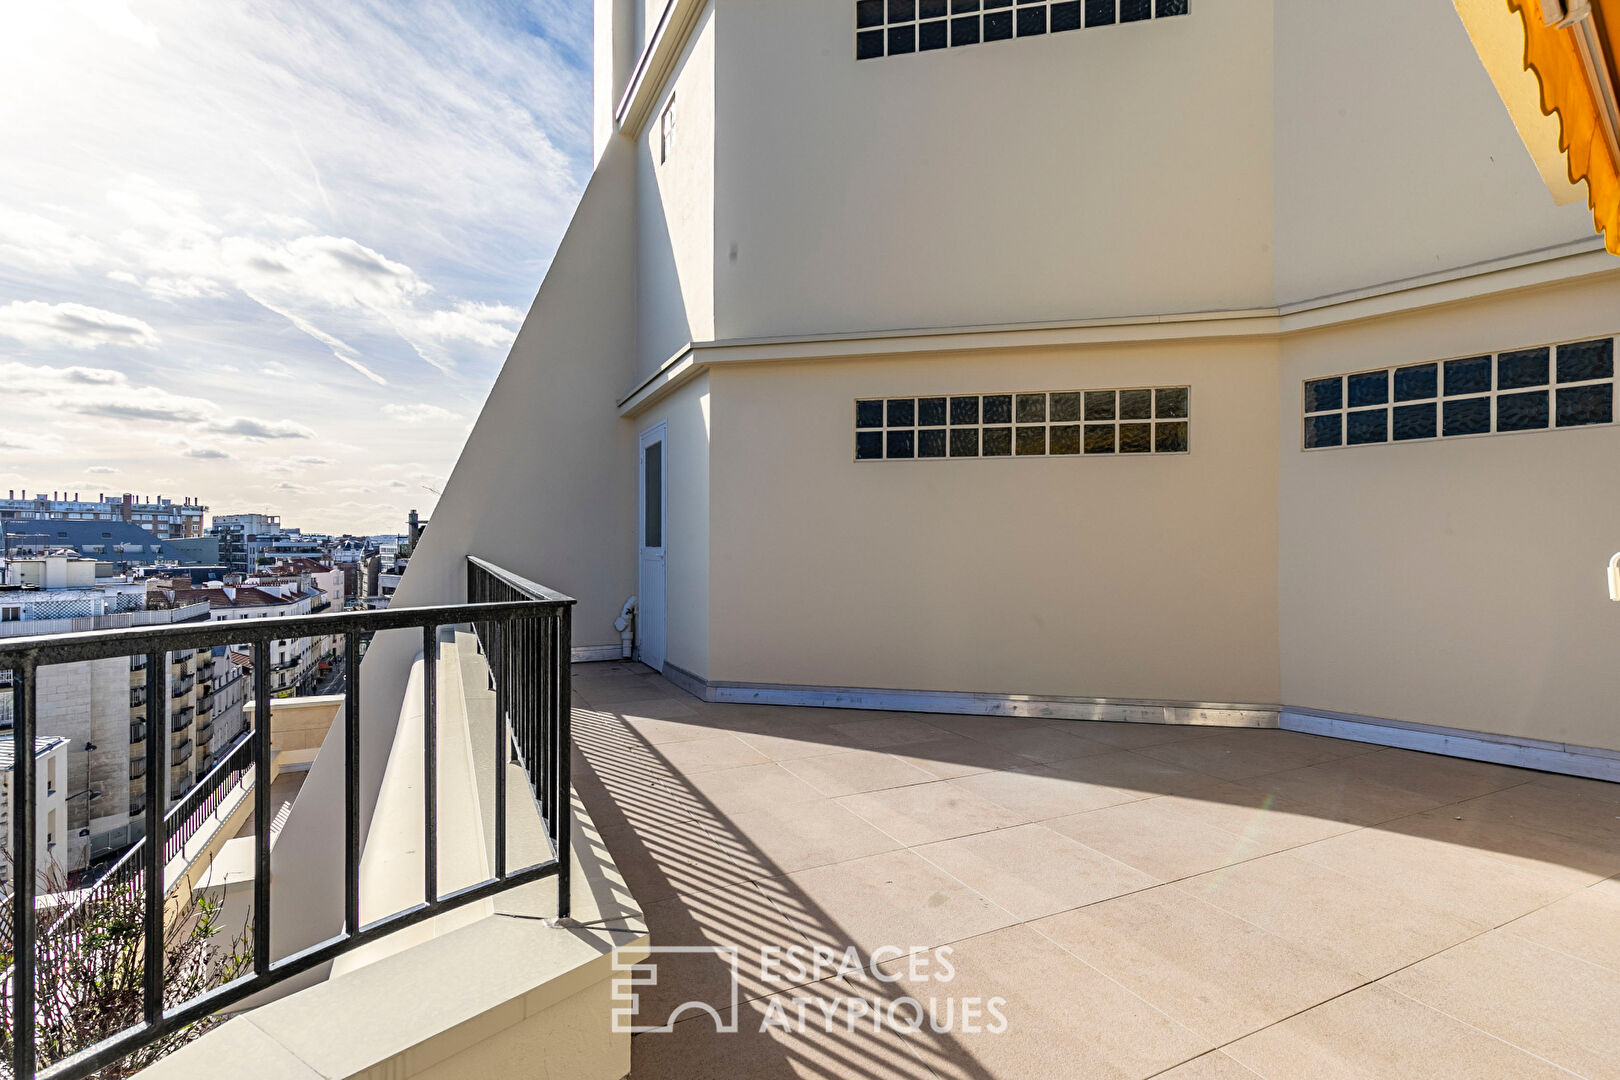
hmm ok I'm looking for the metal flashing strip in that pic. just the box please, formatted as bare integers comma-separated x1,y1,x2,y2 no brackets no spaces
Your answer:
662,665,1277,727
572,644,626,663
655,667,1620,782
1281,708,1620,783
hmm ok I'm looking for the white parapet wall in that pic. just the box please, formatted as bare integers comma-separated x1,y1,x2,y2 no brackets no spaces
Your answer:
145,629,648,1080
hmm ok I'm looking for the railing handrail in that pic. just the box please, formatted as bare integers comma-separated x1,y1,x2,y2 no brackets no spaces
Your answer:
465,556,577,605
0,596,569,668
3,559,575,1080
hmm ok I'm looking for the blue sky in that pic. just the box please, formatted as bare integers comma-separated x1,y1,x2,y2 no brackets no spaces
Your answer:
0,0,592,534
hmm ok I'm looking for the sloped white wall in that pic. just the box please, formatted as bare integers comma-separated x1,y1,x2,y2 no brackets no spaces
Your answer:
267,137,640,972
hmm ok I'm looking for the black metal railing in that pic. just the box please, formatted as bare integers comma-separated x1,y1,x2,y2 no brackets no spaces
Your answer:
1,557,573,1079
465,557,573,895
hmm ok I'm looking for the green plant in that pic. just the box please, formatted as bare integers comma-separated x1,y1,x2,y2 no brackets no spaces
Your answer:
1,856,251,1079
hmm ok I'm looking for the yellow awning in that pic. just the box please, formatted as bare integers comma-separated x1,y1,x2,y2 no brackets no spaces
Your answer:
1457,0,1620,254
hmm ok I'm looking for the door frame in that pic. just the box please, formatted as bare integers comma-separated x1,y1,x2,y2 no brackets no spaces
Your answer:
637,421,668,670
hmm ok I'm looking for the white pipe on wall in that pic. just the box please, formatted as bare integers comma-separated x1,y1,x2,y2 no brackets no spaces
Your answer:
614,597,637,658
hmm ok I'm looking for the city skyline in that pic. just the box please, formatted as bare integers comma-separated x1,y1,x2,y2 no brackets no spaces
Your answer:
0,1,593,535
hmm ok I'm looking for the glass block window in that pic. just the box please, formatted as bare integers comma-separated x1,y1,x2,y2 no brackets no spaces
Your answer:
855,0,1188,60
1301,336,1614,450
855,385,1190,460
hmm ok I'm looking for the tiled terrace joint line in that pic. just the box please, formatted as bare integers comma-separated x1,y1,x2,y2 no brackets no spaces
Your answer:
571,662,1620,1080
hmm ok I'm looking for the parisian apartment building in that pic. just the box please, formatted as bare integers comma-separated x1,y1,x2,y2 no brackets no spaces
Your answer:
0,490,207,539
0,734,68,889
0,554,212,870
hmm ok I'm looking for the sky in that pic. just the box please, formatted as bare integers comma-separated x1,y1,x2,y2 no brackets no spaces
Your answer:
0,0,593,535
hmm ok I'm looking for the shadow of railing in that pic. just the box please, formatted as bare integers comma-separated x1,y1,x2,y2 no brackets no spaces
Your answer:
570,699,1004,1080
567,661,1620,1079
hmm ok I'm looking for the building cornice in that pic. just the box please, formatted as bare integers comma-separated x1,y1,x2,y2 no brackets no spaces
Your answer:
614,0,707,138
618,238,1620,415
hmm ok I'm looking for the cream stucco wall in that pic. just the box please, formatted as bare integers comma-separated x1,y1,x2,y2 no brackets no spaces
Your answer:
713,0,1274,339
1278,274,1620,751
634,372,712,679
1272,0,1597,305
707,342,1281,704
637,2,715,379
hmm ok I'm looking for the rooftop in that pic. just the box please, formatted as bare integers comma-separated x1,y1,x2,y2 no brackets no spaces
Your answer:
573,662,1620,1080
0,735,69,771
176,586,314,609
0,519,170,550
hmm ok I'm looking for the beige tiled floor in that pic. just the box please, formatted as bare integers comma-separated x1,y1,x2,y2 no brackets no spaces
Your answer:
571,662,1620,1080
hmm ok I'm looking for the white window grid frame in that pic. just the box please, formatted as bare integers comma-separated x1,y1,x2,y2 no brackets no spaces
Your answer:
854,385,1191,462
1300,333,1617,452
659,92,676,165
855,0,1187,60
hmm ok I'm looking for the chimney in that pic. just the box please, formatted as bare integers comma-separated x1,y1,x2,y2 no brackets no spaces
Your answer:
408,509,421,547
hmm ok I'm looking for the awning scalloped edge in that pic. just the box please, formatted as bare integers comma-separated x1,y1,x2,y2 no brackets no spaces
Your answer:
1509,0,1620,253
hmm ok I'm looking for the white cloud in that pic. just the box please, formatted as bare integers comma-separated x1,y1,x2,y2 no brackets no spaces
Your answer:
382,403,462,424
140,275,229,301
0,300,158,349
205,417,317,440
183,447,230,460
0,359,312,441
0,0,591,535
412,300,523,348
86,465,119,473
0,205,104,271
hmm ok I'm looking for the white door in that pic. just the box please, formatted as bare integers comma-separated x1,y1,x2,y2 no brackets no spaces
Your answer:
637,423,667,672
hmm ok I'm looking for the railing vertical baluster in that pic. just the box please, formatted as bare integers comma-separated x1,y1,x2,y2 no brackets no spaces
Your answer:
494,621,508,880
422,624,438,905
557,604,572,921
541,615,554,832
11,657,38,1080
143,649,164,1023
344,631,360,935
252,640,272,974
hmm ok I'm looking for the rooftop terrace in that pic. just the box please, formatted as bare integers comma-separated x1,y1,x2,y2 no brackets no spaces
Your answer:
573,661,1620,1080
